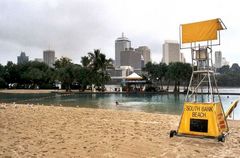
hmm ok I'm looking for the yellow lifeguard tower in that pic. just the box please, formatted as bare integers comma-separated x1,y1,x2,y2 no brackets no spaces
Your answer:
169,18,234,142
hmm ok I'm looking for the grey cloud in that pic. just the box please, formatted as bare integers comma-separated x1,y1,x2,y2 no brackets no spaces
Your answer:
0,0,117,61
0,0,238,65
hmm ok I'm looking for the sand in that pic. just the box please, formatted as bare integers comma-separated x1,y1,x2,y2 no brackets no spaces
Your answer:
0,104,240,158
0,89,55,94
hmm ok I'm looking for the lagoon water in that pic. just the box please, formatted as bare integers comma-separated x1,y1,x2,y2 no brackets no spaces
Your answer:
0,89,240,119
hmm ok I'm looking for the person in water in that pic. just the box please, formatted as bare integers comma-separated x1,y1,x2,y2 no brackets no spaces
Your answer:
115,101,119,106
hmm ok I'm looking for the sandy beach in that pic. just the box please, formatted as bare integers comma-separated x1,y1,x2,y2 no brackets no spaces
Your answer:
0,104,240,158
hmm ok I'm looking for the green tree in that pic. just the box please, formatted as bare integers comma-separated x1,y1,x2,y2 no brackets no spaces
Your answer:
55,57,75,92
73,66,88,91
19,61,53,89
54,57,72,68
156,63,168,90
22,68,44,88
216,72,240,87
230,63,240,72
181,63,192,91
167,62,191,92
0,64,7,88
81,56,91,67
87,49,113,91
3,61,21,87
217,65,230,74
144,61,155,81
144,62,168,90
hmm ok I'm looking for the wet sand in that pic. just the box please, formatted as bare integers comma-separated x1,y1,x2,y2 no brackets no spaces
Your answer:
0,104,240,158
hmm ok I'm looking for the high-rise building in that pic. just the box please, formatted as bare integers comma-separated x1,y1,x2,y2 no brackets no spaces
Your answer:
115,33,131,67
120,48,142,69
214,51,222,68
43,50,55,67
135,46,151,65
162,40,181,65
17,52,29,64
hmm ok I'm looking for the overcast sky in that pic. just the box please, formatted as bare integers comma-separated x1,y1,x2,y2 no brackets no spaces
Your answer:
0,0,239,65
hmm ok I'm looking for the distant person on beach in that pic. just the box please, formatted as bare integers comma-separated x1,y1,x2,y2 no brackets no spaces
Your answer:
115,101,119,106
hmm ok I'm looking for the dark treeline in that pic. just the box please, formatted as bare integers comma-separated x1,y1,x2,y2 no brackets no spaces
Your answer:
0,58,193,92
216,64,240,87
144,62,240,92
0,49,113,92
143,62,192,92
0,49,239,91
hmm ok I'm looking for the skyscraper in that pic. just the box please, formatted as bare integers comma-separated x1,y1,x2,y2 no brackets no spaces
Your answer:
115,33,131,67
162,40,180,65
17,52,29,64
43,50,55,67
135,46,151,66
120,48,142,69
215,51,222,68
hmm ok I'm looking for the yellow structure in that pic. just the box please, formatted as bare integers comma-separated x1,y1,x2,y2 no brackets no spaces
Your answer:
225,99,240,119
181,18,225,43
178,102,228,137
170,19,231,142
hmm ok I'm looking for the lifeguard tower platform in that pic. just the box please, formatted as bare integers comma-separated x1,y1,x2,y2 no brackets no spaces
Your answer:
170,18,231,142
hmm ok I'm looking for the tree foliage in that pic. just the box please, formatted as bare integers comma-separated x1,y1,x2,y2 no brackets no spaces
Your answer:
0,64,7,88
54,57,75,91
0,49,113,91
21,61,54,88
144,61,192,92
216,63,240,87
167,62,192,92
144,62,168,90
81,49,113,91
2,51,239,91
0,61,54,89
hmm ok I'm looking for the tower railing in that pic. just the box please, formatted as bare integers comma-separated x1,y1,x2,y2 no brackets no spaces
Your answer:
180,19,226,104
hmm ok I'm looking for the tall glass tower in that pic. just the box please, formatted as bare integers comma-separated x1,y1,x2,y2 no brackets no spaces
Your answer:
115,33,131,67
43,50,55,68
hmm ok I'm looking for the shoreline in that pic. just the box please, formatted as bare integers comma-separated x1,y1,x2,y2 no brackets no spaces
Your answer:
1,104,240,157
1,89,240,95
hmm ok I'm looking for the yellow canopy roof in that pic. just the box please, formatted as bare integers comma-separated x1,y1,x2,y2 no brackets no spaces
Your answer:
181,18,225,43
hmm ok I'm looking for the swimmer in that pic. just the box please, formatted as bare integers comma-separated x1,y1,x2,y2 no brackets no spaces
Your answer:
115,101,119,106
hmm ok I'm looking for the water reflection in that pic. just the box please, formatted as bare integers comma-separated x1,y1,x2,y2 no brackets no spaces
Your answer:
0,92,239,119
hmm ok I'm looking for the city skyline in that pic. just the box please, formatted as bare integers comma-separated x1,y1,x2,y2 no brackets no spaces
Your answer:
0,0,240,65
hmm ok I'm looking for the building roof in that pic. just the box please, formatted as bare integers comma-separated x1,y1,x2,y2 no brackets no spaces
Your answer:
116,32,130,41
126,72,143,80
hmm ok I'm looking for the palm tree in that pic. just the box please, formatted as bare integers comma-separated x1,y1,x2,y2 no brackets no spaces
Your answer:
88,49,113,91
81,56,91,68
